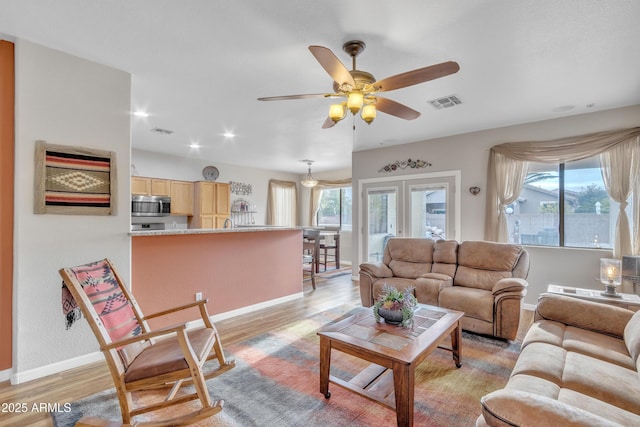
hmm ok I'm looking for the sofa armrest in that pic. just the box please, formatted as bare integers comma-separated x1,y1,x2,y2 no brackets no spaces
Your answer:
359,262,393,278
535,293,634,338
481,389,623,427
492,277,528,296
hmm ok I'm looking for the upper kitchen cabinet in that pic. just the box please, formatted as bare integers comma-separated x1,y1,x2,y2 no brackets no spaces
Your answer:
131,176,151,195
170,181,194,216
131,177,170,196
191,181,230,228
131,177,193,216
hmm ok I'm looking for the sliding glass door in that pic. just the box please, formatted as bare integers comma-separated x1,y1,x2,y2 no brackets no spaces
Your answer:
361,173,458,264
363,184,401,262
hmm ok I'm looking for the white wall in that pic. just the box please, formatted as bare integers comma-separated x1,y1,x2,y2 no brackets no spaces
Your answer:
352,104,640,305
12,40,131,383
132,149,298,225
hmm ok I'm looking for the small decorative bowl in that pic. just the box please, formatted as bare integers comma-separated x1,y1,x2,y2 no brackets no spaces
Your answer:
377,307,405,325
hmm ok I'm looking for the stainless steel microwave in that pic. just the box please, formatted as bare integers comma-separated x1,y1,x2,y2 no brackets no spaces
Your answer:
131,195,171,217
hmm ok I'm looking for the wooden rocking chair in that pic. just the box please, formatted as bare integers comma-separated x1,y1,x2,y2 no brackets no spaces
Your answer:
59,258,235,426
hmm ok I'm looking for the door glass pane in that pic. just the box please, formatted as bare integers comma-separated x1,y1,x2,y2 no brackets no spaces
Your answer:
409,186,446,239
367,189,397,262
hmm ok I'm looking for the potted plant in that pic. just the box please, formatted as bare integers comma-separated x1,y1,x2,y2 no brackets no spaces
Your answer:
373,284,417,328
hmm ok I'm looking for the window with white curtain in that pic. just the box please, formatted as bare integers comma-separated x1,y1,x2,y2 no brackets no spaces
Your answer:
266,180,297,226
506,157,632,249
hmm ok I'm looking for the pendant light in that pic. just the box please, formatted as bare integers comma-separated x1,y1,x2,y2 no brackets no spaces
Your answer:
300,160,318,188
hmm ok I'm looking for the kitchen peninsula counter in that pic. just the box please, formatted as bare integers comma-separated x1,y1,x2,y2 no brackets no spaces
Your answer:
129,225,300,237
131,226,303,328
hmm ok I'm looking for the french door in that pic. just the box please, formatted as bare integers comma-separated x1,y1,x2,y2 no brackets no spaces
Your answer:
361,173,458,263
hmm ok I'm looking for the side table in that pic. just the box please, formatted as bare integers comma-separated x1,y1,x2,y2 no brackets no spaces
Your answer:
546,284,640,312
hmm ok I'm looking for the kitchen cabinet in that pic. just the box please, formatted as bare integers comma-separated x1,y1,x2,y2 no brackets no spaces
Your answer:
131,177,151,195
131,177,193,216
170,181,194,216
131,177,170,196
191,181,230,228
150,179,170,196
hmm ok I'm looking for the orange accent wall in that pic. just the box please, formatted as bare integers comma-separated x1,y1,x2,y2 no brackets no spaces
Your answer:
0,40,15,371
131,230,303,328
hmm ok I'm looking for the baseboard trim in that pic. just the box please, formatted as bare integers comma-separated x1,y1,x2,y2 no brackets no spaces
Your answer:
0,368,12,382
523,303,536,312
11,351,103,385
10,292,304,384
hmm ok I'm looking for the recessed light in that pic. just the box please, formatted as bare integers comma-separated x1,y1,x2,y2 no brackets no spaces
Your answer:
189,142,201,149
133,111,149,118
223,132,235,138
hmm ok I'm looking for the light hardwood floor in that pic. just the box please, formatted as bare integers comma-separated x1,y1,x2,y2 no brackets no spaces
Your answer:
0,273,533,427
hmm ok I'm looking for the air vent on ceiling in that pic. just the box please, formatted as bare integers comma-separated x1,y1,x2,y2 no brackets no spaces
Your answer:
150,127,174,135
428,95,462,110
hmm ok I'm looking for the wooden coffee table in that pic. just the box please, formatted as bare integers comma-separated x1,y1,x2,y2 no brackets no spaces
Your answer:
317,304,464,427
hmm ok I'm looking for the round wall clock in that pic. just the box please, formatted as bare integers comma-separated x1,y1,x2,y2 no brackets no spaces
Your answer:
202,166,219,181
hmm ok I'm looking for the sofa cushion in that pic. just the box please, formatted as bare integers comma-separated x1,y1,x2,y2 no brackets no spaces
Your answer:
623,309,640,363
454,266,513,291
511,342,567,386
562,352,640,414
563,326,635,370
384,238,434,278
458,241,523,271
432,240,458,278
439,286,494,322
481,389,629,427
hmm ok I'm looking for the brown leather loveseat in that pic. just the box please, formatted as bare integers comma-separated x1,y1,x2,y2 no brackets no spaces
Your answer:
359,238,529,340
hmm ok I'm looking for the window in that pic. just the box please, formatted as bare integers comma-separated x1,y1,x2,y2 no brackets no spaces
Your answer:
266,180,297,226
506,157,631,249
316,186,352,230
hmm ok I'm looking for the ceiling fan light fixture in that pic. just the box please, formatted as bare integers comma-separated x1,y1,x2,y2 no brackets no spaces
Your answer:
361,104,376,124
347,91,364,114
329,103,346,123
300,160,318,188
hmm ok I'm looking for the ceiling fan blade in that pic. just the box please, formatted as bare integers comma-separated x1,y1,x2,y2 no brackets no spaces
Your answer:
373,61,460,92
258,93,329,101
308,45,356,88
375,97,421,120
321,116,336,129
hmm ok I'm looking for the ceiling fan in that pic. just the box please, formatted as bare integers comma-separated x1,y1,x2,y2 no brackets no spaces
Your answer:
258,40,460,128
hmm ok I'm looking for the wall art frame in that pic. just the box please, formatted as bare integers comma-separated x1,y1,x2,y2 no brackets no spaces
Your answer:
34,140,117,215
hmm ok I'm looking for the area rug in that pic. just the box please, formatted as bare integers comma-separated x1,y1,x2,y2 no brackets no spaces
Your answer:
52,305,520,427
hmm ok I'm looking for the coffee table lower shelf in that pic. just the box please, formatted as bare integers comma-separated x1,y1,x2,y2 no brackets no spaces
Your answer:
328,364,396,408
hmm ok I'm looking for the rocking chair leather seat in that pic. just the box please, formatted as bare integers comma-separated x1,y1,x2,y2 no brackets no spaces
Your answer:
124,327,216,383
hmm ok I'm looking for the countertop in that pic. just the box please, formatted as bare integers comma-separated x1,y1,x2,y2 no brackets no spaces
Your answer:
129,226,301,236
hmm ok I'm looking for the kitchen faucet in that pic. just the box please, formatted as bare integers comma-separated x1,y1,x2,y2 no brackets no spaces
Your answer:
223,218,234,229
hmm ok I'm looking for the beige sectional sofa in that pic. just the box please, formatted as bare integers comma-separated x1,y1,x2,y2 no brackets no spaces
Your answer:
359,238,529,340
478,293,640,426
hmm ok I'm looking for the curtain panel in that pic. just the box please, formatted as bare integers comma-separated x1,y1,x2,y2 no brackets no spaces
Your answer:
266,179,297,226
485,127,640,256
308,179,352,226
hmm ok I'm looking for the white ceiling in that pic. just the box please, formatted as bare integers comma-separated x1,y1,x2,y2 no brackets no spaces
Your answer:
1,0,639,174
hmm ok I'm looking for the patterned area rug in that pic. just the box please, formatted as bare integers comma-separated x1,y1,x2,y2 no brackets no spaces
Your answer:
52,305,520,427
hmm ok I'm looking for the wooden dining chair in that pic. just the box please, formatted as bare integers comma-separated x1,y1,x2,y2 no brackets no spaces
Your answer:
303,229,320,289
319,227,340,272
59,258,235,426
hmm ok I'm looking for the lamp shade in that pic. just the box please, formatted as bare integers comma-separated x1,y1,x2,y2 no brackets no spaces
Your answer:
329,103,345,122
600,258,622,285
347,91,364,114
361,104,376,124
301,163,318,188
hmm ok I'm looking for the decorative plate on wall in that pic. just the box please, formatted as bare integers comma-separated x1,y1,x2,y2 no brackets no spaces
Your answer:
202,166,219,181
